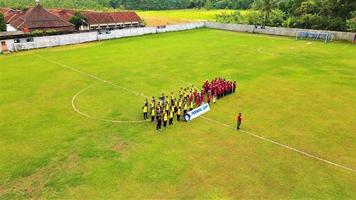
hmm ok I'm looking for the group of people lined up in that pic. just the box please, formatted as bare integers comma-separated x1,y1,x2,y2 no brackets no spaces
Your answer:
142,78,237,131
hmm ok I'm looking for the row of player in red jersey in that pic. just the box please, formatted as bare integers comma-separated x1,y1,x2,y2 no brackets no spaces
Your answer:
203,78,237,101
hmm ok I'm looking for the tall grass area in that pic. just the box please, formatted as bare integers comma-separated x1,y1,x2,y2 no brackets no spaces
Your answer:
137,9,236,26
137,9,235,21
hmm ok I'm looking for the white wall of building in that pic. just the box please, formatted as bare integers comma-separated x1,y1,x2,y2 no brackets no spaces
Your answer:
6,24,17,32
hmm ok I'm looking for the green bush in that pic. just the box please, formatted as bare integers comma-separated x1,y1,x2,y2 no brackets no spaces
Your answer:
244,10,263,25
282,16,297,28
29,30,45,37
0,13,6,32
347,17,356,32
326,17,347,31
266,9,286,27
216,10,243,24
69,12,86,30
45,29,59,35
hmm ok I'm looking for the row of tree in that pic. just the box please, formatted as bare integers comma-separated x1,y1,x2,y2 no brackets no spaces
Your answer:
216,0,356,31
0,0,253,10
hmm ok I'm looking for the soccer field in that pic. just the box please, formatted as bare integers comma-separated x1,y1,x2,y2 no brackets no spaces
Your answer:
0,28,355,199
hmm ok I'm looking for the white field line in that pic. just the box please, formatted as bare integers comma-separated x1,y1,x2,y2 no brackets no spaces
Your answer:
200,116,356,173
37,54,355,174
341,44,349,49
36,54,148,123
35,54,148,98
72,82,147,123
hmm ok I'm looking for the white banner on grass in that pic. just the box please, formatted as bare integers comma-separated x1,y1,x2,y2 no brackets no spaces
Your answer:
184,103,210,122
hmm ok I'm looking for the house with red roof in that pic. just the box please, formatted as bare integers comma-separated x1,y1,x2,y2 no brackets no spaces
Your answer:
1,0,143,33
1,1,74,32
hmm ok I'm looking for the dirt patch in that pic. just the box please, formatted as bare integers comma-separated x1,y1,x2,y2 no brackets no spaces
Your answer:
0,153,80,198
142,16,191,26
111,143,128,153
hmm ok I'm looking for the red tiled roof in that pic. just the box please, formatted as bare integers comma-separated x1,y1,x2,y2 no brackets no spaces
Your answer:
49,9,75,21
3,9,23,23
111,12,142,23
0,7,10,14
9,5,74,31
81,11,142,25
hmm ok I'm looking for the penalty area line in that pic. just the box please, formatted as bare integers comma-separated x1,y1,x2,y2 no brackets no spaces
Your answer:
199,116,356,174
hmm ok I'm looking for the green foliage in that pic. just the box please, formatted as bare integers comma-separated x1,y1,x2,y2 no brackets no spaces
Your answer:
205,0,213,10
216,10,242,23
282,16,296,28
0,13,6,32
346,11,356,31
347,17,356,32
45,29,60,35
0,0,255,10
26,29,60,36
244,10,263,24
29,30,44,36
266,8,285,26
252,0,277,23
214,0,355,31
69,12,86,30
109,0,120,9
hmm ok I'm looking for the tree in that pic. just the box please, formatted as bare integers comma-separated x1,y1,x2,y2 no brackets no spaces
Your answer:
253,0,278,25
347,11,356,31
347,17,356,31
244,10,263,25
0,13,6,32
296,0,317,16
109,0,120,9
267,8,286,27
69,12,86,30
205,0,213,10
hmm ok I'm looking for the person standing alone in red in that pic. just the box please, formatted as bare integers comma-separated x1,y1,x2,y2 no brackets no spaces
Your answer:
237,113,242,130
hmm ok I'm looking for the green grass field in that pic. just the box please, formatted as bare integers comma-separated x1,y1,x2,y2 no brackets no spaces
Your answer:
0,29,355,199
137,9,235,26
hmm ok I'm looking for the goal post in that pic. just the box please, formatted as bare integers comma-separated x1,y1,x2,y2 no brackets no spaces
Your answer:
296,31,332,43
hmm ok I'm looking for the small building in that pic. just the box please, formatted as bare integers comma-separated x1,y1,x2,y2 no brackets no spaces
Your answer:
80,11,143,30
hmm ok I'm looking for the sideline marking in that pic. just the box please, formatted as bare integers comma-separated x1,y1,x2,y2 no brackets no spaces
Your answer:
200,116,356,173
36,54,148,98
36,54,148,123
72,82,147,123
37,54,355,174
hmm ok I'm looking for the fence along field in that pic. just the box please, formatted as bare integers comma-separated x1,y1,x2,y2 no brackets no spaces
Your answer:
1,22,355,53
